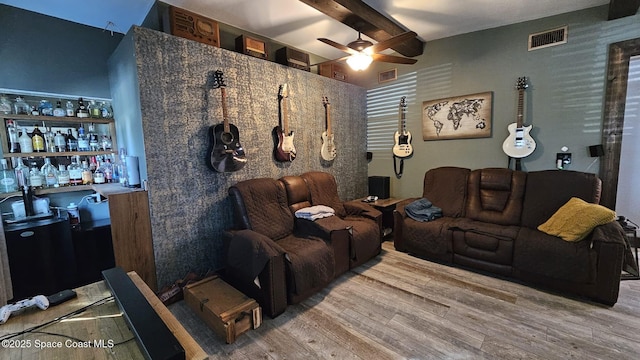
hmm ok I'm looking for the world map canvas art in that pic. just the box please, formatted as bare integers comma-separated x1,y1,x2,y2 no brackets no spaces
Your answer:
422,91,493,140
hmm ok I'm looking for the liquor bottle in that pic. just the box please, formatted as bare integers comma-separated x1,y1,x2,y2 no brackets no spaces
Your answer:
41,158,58,188
0,159,18,193
18,127,33,153
53,100,66,117
13,158,28,187
38,100,53,116
66,129,78,151
7,120,20,153
93,159,105,184
54,130,66,152
89,156,97,172
100,101,113,118
28,161,44,189
88,123,99,151
81,160,93,185
13,96,30,115
44,126,56,152
66,100,75,117
88,100,101,118
31,124,45,152
103,158,113,183
76,98,89,118
68,156,82,186
0,95,12,114
57,164,70,187
77,126,90,151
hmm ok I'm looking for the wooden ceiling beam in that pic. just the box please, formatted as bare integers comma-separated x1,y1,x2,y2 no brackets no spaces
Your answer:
608,0,640,20
299,0,424,57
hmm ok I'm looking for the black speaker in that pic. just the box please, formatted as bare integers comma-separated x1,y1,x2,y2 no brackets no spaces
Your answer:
589,144,604,157
368,176,390,199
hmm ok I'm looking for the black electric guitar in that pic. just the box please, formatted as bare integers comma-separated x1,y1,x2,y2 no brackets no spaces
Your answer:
392,96,413,158
273,84,296,162
207,70,247,172
320,96,337,161
502,76,536,158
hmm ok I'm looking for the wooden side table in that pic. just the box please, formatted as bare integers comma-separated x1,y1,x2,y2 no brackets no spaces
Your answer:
622,228,639,280
359,197,406,239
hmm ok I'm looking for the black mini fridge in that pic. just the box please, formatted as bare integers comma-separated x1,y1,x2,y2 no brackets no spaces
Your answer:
4,217,77,300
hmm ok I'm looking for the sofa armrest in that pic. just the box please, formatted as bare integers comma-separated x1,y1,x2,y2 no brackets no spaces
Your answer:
392,198,419,252
295,217,351,276
344,200,382,221
223,229,288,318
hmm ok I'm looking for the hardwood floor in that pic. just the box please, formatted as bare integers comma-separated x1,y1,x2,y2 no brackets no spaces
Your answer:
169,241,640,359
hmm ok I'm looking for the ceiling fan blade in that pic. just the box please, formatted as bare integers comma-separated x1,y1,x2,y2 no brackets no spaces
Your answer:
369,31,418,53
372,53,418,65
310,56,350,67
318,38,358,55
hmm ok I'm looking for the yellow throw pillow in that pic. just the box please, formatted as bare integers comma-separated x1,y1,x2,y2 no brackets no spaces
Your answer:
537,197,616,242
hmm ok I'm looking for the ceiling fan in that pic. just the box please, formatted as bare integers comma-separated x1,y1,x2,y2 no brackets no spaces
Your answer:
314,31,419,71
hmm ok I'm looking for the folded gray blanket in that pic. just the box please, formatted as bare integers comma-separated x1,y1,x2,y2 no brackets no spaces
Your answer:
405,198,442,222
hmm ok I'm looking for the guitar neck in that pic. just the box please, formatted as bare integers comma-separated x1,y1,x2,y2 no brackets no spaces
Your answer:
325,104,332,136
398,105,406,133
516,89,524,128
221,87,230,133
281,97,289,134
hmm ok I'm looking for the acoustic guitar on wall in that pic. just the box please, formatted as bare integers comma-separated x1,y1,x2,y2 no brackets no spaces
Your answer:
320,96,337,161
502,76,536,158
206,70,247,172
273,84,296,162
392,96,413,158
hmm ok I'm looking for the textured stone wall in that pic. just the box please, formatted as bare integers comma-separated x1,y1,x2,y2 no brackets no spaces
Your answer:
130,27,367,287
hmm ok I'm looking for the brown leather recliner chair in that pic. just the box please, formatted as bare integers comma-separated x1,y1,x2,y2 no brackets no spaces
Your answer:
299,171,383,268
224,177,344,318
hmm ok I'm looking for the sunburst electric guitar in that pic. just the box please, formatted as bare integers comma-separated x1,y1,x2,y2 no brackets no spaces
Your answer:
502,77,536,158
321,96,337,161
207,70,247,172
392,96,413,158
273,84,296,162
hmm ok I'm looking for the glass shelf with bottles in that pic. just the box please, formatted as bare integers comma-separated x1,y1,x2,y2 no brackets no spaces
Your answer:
0,93,117,158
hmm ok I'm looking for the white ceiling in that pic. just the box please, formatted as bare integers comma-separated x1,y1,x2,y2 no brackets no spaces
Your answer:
1,0,609,60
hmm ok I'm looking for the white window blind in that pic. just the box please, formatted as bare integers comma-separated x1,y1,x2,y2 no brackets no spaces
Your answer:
366,72,417,153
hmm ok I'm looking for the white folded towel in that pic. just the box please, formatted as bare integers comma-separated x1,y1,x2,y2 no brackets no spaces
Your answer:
295,205,335,221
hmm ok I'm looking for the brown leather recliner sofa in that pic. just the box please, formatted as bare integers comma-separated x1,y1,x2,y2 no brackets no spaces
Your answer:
394,166,637,306
224,172,382,317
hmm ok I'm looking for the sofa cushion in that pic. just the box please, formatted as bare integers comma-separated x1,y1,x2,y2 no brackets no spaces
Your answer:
513,227,596,284
280,175,312,213
521,170,602,229
401,217,459,262
465,168,526,225
537,197,616,242
231,178,294,240
301,172,347,217
422,167,470,217
277,234,335,297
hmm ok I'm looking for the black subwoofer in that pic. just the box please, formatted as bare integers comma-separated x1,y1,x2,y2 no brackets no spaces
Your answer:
368,176,390,199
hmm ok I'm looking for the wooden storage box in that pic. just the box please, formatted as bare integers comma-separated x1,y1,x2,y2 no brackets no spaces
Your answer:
236,35,268,60
319,63,349,82
276,47,310,71
183,276,261,344
163,5,220,47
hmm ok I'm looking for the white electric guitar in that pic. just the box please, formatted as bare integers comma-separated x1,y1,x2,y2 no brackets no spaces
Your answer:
502,77,536,158
321,96,337,161
392,96,413,158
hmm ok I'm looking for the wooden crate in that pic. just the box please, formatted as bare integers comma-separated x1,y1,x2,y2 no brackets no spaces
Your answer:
183,276,261,344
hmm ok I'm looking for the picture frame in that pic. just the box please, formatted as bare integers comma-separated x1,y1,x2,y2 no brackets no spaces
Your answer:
422,91,493,140
378,68,397,83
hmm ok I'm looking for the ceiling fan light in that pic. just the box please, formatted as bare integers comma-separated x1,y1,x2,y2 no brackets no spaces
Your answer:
346,52,373,71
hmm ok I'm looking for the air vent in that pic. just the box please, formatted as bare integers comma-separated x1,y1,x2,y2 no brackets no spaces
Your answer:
528,26,567,51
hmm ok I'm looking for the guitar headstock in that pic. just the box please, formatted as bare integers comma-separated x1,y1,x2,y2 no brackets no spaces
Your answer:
322,96,329,107
278,84,289,99
212,70,226,89
516,76,528,90
400,96,407,109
